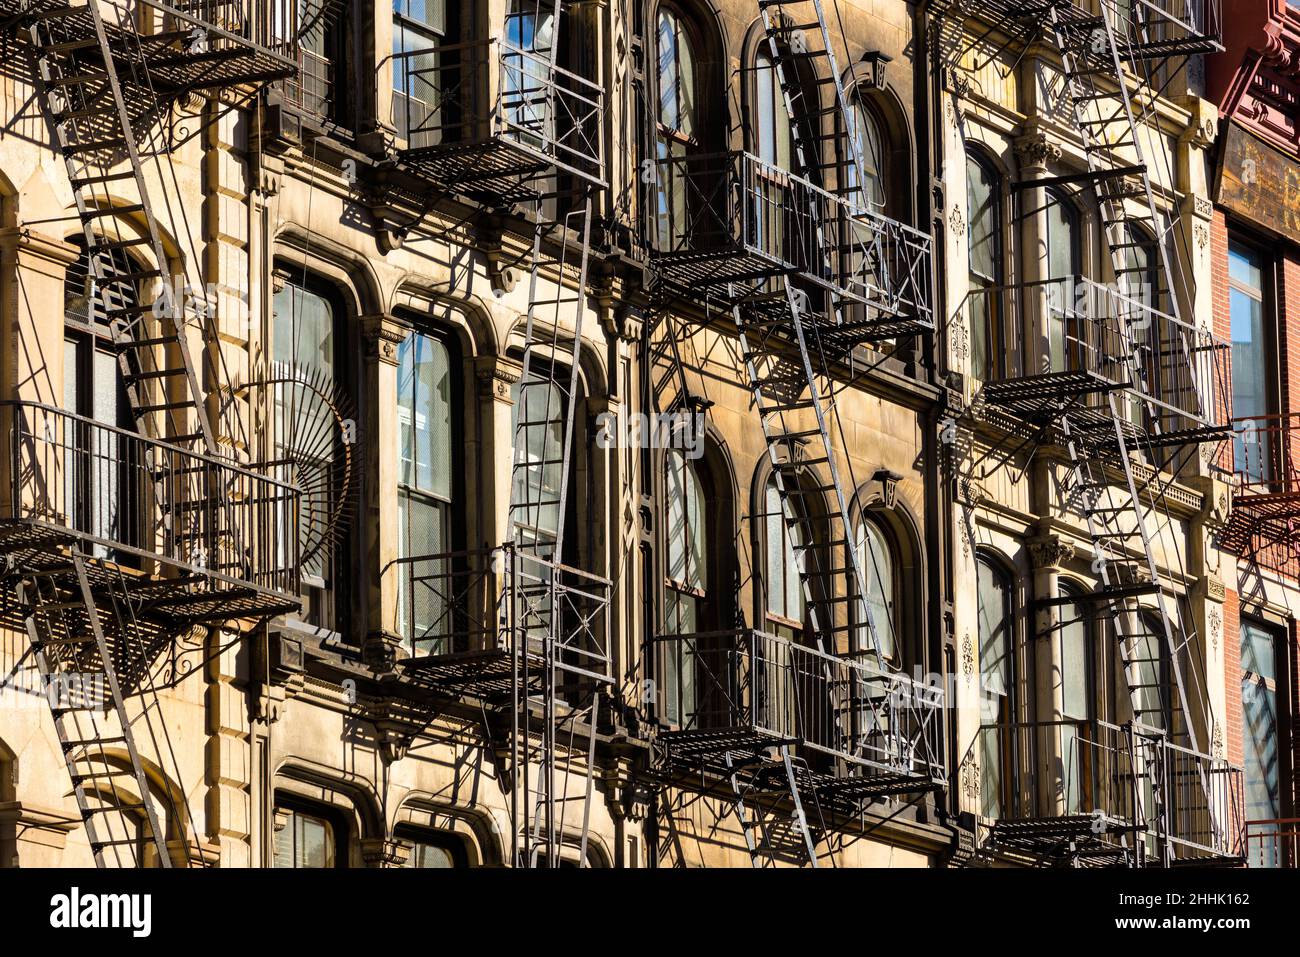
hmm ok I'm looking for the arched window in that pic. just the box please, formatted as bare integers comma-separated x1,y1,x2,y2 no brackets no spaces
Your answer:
753,49,793,172
63,241,140,559
855,517,897,663
845,99,886,212
662,449,708,724
752,49,796,263
1128,613,1172,732
397,329,457,653
977,553,1014,818
966,151,1003,381
1045,188,1084,373
655,5,699,248
763,474,805,642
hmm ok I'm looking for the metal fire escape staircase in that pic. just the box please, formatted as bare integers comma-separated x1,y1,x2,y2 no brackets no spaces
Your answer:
2,0,298,866
942,1,1232,865
645,1,944,867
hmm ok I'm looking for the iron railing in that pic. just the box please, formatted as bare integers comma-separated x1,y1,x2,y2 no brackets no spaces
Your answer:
390,37,604,188
979,719,1243,862
962,0,1222,49
656,629,945,784
967,276,1227,429
388,545,611,685
1,401,299,597
650,150,932,326
1230,414,1300,498
1243,818,1300,869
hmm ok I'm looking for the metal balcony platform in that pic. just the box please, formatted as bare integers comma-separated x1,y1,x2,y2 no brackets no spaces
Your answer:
4,0,297,94
981,370,1126,424
396,139,557,209
0,531,300,624
989,814,1141,867
397,646,546,702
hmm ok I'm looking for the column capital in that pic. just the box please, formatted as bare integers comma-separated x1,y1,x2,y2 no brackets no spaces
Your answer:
360,838,411,868
474,354,524,402
360,313,411,367
1013,127,1062,174
1028,535,1074,571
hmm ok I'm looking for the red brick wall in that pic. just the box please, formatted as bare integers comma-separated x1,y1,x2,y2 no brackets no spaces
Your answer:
1223,588,1243,769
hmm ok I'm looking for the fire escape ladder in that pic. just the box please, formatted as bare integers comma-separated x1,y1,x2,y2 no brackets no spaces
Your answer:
28,2,217,455
751,0,886,665
1047,3,1212,826
503,2,608,870
19,554,172,869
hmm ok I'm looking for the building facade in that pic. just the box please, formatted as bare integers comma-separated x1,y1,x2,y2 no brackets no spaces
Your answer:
0,0,1273,869
1207,0,1300,869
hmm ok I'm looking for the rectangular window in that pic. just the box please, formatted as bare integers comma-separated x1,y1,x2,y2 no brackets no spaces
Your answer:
1229,241,1273,484
1241,618,1283,868
397,331,455,654
393,0,447,147
273,807,338,868
273,280,344,632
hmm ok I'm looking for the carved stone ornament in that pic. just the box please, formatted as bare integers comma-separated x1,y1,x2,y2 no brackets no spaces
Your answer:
949,204,965,236
1028,536,1075,571
961,757,980,800
874,469,903,509
962,632,975,680
1207,605,1222,654
1013,130,1063,171
360,314,411,368
475,354,524,402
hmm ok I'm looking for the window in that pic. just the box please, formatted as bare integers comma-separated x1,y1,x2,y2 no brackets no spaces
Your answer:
399,828,469,868
845,100,886,213
287,0,349,121
273,278,347,632
504,0,557,149
762,475,805,642
854,517,897,662
752,50,796,264
1241,618,1283,865
273,805,340,869
1045,188,1083,373
63,244,140,559
654,5,699,248
663,450,707,724
966,152,1003,381
397,330,456,654
510,376,566,554
1229,241,1273,484
1128,614,1172,732
1059,583,1096,814
393,0,449,147
753,50,793,172
977,554,1013,818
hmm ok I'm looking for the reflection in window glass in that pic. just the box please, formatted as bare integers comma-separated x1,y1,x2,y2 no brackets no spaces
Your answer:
664,450,707,724
1229,243,1271,484
855,519,895,661
1241,619,1280,868
966,154,1001,381
763,476,804,641
273,808,336,869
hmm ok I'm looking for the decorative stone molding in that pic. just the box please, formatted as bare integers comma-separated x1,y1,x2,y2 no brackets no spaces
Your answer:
858,50,892,91
1028,535,1075,571
961,632,975,680
960,756,980,800
1013,129,1063,172
359,313,411,367
360,838,410,867
873,469,904,509
948,204,965,236
1176,96,1219,150
474,354,524,402
1201,574,1226,603
361,628,403,675
1208,605,1222,654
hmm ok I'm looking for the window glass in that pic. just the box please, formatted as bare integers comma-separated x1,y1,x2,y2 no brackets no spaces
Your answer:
966,154,1001,380
392,0,446,145
273,808,337,869
655,6,699,248
1059,589,1091,722
1229,243,1271,484
855,519,896,661
977,558,1011,700
764,476,804,636
397,332,454,653
1241,619,1280,840
664,450,707,724
510,377,565,549
754,51,793,172
273,281,340,629
846,101,885,211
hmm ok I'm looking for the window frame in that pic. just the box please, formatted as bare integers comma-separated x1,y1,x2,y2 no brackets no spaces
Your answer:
966,149,1006,382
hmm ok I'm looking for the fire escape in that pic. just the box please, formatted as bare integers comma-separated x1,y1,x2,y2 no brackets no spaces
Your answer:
0,0,300,866
384,1,612,868
937,0,1242,866
643,0,944,866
